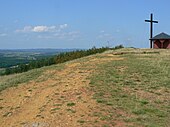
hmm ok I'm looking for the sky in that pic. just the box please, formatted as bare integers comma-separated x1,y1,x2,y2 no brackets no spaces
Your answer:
0,0,170,49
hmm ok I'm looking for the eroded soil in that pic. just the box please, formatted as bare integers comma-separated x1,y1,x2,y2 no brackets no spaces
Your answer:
0,53,123,127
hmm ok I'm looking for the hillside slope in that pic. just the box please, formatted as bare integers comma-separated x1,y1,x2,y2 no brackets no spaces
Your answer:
0,48,169,127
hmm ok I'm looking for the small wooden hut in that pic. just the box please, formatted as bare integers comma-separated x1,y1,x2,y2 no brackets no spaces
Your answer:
150,32,170,49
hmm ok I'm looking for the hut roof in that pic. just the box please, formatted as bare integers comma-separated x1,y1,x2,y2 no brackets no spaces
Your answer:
150,32,170,40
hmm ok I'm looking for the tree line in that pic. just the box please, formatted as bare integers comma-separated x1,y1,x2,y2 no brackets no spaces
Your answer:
1,45,123,75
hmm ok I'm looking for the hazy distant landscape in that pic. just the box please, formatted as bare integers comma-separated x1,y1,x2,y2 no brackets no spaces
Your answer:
0,49,76,68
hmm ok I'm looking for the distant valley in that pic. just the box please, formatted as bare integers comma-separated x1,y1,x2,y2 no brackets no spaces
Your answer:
0,49,77,69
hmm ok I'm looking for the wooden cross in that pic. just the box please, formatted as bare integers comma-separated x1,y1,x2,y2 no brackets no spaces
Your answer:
145,13,158,48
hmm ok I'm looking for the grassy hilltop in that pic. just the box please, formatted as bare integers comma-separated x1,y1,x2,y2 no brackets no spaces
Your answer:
0,48,169,127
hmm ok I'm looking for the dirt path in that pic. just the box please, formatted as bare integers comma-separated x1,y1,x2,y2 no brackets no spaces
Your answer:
0,53,123,127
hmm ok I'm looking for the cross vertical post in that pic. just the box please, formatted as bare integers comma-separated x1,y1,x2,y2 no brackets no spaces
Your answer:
151,14,153,46
145,13,158,48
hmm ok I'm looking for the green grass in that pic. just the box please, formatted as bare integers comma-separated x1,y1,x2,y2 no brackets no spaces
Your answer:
0,68,5,75
51,108,60,111
77,120,85,124
0,64,64,92
67,102,76,106
0,69,42,92
90,49,170,126
3,112,12,117
67,109,76,113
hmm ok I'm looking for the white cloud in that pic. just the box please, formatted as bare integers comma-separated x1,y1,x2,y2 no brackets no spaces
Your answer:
59,24,68,29
16,24,68,33
15,26,32,33
33,26,48,32
0,33,7,37
32,26,58,32
15,24,80,41
100,30,105,33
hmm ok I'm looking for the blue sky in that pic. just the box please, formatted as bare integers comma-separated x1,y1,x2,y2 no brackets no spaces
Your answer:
0,0,170,49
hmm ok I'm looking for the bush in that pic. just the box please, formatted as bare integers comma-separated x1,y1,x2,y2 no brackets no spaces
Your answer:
115,45,124,49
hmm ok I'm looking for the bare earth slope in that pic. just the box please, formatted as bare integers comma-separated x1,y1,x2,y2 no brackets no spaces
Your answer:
0,52,123,127
0,49,170,127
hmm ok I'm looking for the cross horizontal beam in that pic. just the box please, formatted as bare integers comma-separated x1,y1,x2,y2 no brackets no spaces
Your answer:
145,20,158,23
